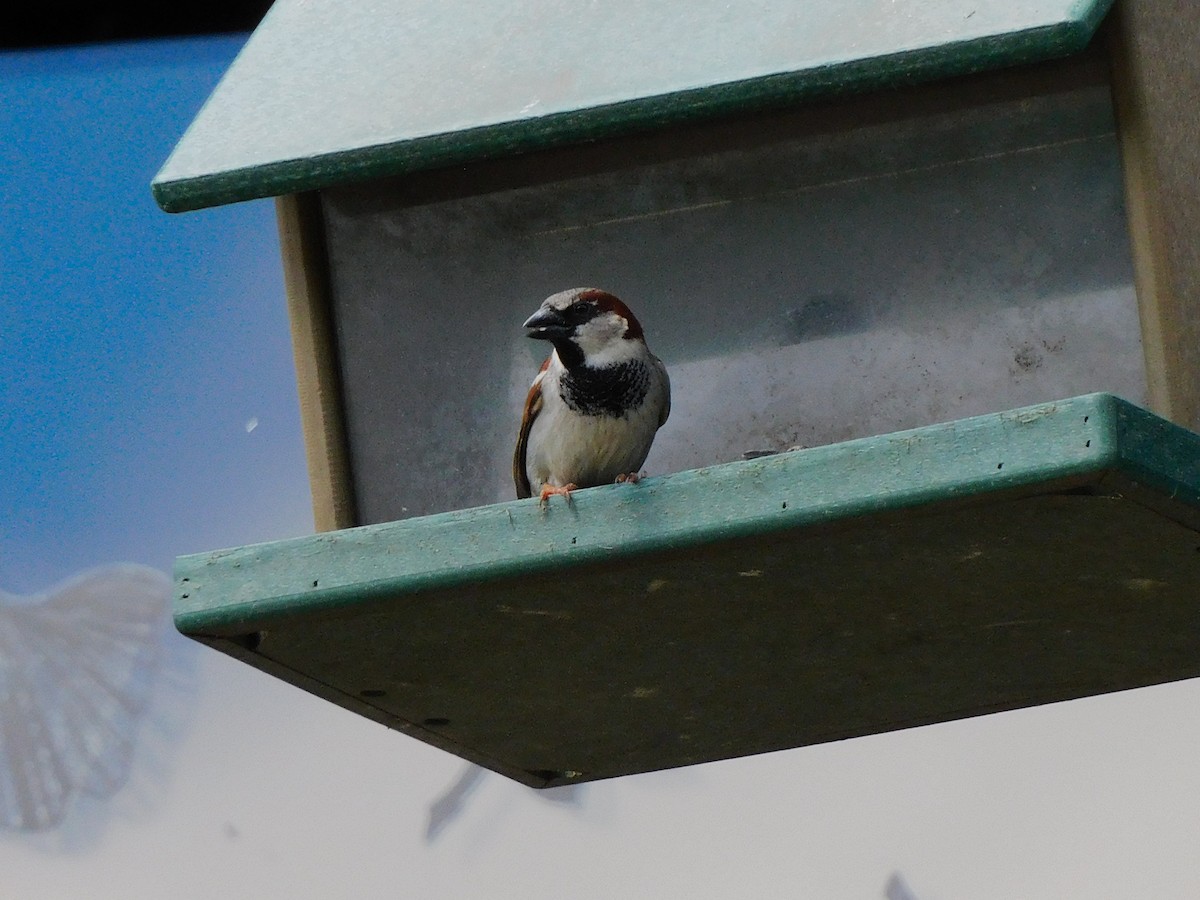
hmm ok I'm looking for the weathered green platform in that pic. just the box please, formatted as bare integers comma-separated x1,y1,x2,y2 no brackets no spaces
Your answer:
175,394,1200,786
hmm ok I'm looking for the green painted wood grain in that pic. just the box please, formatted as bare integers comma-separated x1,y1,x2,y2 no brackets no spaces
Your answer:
153,0,1116,212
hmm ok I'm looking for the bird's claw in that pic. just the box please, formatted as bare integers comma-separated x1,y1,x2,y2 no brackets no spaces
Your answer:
539,483,577,506
615,471,646,485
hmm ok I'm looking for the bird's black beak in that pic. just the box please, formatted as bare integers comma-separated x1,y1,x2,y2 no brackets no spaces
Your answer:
523,307,571,341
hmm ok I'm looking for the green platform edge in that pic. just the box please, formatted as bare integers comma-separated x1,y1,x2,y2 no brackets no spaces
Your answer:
152,2,1114,214
174,393,1200,636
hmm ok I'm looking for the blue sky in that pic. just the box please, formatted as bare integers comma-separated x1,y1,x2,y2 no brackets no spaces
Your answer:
0,37,311,594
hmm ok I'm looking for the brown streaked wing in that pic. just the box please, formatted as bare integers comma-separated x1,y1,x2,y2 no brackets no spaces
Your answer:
513,358,550,499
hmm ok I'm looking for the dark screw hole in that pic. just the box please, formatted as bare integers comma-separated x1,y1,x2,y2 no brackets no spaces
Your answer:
181,593,189,599
1083,415,1089,423
1085,440,1091,447
312,580,319,588
781,501,788,509
423,717,450,727
571,537,577,545
996,462,1003,470
359,689,386,698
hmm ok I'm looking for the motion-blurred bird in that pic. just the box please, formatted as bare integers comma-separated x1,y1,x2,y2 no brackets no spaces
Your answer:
514,288,670,503
0,564,168,830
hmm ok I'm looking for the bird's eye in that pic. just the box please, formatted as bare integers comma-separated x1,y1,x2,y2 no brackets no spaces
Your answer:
566,302,598,325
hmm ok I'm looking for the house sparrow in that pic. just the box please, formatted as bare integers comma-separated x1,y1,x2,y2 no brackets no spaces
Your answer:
514,288,671,503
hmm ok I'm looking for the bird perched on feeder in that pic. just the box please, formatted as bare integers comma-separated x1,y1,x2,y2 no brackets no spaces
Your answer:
514,288,671,504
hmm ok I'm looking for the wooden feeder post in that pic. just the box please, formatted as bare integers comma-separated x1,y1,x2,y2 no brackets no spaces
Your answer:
155,0,1200,787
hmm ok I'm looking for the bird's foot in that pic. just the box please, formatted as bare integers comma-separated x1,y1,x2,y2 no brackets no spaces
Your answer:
615,471,646,484
539,483,577,506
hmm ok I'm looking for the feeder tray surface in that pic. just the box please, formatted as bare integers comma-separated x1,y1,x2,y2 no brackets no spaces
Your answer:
175,394,1200,786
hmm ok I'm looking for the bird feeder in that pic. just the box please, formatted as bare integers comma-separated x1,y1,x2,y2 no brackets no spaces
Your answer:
156,0,1200,786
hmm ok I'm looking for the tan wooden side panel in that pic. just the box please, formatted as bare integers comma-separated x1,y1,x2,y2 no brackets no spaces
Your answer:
1109,1,1200,430
276,193,358,531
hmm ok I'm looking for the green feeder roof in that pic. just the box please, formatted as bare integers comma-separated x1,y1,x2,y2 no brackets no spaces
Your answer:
175,394,1200,787
153,0,1116,212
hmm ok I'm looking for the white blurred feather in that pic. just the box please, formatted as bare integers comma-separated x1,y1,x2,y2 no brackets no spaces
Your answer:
0,564,169,831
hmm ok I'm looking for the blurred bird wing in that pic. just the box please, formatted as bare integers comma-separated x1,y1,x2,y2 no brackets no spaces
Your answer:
513,358,550,499
0,564,168,830
425,763,487,841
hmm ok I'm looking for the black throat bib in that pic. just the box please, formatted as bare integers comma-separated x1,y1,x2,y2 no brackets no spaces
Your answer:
558,360,650,417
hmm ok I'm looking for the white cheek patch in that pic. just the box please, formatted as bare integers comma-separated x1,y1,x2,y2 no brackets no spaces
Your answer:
573,315,642,367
